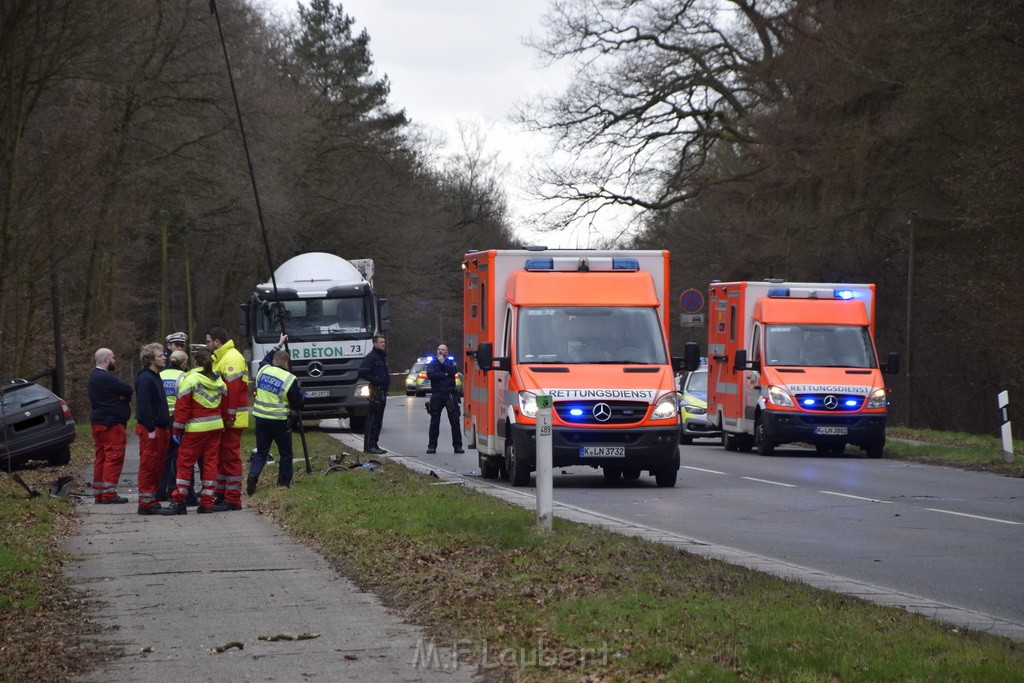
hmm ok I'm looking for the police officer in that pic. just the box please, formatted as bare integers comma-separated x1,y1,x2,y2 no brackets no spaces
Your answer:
425,344,463,454
249,334,304,494
358,334,389,455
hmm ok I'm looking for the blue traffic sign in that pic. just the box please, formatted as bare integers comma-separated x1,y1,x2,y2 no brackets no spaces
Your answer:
679,288,705,313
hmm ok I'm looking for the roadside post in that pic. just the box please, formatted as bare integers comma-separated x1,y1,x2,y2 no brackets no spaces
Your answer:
998,391,1013,462
535,394,553,530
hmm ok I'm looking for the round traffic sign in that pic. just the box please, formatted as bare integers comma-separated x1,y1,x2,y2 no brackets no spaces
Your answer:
679,288,705,313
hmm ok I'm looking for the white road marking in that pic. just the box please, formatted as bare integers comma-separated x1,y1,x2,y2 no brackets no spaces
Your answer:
924,508,1022,526
682,465,727,475
819,490,891,504
742,476,797,487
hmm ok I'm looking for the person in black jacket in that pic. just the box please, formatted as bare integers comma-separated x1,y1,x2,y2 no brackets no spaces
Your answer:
134,343,171,515
426,344,464,454
88,348,133,504
357,334,389,455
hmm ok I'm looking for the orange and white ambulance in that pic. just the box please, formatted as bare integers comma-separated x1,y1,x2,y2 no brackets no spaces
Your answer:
463,249,698,487
707,280,900,457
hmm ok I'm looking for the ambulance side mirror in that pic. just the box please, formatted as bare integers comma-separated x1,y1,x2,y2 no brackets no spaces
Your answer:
475,342,510,372
675,342,701,372
881,351,901,374
733,349,760,372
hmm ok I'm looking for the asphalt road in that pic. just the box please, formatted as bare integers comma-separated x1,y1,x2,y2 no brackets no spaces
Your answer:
328,395,1024,636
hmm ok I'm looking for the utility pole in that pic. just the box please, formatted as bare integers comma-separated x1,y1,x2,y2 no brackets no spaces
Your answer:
905,214,915,428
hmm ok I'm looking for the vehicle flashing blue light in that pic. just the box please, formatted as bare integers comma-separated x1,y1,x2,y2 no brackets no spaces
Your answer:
524,258,554,271
836,289,855,300
569,408,584,417
612,258,639,270
768,287,790,298
802,398,816,406
844,399,859,407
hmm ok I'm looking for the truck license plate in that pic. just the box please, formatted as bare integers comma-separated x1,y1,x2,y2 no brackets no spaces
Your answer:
580,446,625,458
814,426,848,436
304,389,330,398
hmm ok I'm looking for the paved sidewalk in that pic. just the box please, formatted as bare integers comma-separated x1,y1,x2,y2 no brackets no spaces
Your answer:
65,433,475,681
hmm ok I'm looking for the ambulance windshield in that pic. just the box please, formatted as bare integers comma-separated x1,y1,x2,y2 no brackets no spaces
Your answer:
253,295,373,341
517,306,667,364
764,324,876,368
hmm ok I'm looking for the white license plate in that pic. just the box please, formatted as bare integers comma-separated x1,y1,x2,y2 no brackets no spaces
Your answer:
580,446,626,458
814,426,848,436
304,389,330,398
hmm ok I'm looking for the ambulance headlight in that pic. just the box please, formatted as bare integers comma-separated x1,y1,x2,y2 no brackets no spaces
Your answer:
518,391,538,418
767,385,795,407
651,393,679,420
355,384,370,398
866,388,887,409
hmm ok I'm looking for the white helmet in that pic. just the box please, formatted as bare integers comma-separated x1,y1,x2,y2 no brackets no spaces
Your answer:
165,331,188,345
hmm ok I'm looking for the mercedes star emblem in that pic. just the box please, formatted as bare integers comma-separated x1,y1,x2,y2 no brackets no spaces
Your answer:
823,395,839,409
307,361,324,378
592,403,612,422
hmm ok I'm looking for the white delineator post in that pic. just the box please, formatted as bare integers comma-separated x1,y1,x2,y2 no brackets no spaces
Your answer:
998,391,1013,462
535,394,553,530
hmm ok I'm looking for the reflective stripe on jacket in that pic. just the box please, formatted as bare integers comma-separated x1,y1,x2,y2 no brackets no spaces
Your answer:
253,365,296,420
160,367,185,412
172,368,228,434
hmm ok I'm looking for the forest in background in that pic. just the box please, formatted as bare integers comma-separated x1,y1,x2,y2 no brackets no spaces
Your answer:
2,0,1020,435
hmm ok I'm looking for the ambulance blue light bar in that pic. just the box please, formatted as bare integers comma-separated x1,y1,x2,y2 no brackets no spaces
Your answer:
767,287,861,300
524,257,640,272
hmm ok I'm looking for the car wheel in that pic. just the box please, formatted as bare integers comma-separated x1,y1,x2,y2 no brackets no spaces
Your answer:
722,430,739,451
505,432,530,487
480,458,500,479
622,467,642,480
47,446,72,466
406,389,414,396
865,440,884,459
755,416,774,456
348,415,367,433
602,466,622,482
680,434,693,445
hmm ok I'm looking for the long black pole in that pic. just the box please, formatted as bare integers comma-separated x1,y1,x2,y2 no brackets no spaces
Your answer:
209,0,311,473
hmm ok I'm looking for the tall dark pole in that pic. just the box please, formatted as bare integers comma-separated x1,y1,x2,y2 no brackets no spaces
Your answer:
905,214,915,428
209,0,310,472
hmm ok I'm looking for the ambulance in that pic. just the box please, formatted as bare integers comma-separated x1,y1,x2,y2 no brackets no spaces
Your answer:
463,248,698,487
706,280,900,457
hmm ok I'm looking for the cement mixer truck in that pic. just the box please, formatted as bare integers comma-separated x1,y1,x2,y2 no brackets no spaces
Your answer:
239,252,390,431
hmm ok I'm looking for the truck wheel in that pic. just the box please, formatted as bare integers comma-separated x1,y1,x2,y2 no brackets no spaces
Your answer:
865,440,885,459
755,417,774,456
602,466,622,482
680,434,693,445
505,434,530,487
722,431,739,452
348,415,367,433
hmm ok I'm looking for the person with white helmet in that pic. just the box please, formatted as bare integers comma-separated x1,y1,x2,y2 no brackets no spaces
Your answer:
164,331,188,364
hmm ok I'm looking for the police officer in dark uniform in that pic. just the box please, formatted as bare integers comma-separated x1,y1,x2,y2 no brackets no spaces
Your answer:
425,344,463,454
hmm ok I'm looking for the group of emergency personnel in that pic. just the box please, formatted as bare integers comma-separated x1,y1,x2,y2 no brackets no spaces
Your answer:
89,326,301,516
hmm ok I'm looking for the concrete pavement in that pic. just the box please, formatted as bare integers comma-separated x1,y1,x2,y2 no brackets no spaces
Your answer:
65,432,476,681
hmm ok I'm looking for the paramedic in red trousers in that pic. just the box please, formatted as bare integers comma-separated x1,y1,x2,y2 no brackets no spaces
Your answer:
134,343,171,515
248,333,304,495
88,348,133,504
156,350,197,505
205,326,249,510
357,334,389,455
426,344,464,454
165,348,228,515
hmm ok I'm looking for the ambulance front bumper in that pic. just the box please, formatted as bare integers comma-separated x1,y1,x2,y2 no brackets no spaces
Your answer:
509,423,680,469
761,411,887,445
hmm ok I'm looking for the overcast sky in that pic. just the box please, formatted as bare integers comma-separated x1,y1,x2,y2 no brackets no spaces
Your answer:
260,0,601,247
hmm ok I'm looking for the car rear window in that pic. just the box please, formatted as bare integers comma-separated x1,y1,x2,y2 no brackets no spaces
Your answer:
1,383,54,410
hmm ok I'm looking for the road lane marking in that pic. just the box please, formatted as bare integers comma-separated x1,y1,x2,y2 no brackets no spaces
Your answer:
819,490,892,504
682,466,727,475
742,477,797,487
924,508,1022,526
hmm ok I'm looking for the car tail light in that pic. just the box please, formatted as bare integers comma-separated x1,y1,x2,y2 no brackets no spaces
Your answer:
418,372,427,379
59,399,73,420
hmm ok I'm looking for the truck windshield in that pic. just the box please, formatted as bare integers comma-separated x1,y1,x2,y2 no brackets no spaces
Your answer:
517,306,667,365
253,295,373,341
764,324,876,368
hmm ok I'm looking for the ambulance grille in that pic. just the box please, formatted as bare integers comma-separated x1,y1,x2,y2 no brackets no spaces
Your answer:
554,400,649,425
793,393,865,411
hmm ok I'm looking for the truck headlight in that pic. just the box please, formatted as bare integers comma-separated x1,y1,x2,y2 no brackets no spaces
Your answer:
866,388,887,409
355,384,370,398
518,391,538,418
767,385,795,407
650,393,679,420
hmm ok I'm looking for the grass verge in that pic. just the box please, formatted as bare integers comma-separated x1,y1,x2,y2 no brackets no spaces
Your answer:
0,428,116,681
886,427,1024,477
249,431,1024,682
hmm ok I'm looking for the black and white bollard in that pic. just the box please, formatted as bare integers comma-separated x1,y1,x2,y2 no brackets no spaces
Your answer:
998,390,1013,463
535,394,553,531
